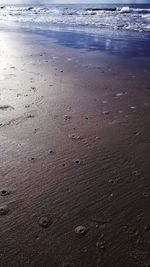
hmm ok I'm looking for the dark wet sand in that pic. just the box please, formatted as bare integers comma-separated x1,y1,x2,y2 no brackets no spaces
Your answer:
0,30,150,267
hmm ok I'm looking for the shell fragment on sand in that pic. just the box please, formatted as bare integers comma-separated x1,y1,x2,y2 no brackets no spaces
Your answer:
68,133,81,140
39,216,52,228
75,225,88,236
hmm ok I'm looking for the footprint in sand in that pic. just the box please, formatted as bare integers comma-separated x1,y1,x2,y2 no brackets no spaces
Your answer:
0,190,10,197
0,205,9,215
34,128,39,134
30,86,37,92
0,105,14,111
25,104,30,108
73,159,81,165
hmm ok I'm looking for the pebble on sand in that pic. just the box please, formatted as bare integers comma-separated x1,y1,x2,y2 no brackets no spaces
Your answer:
0,205,9,216
39,216,52,228
108,179,115,184
34,128,39,134
75,225,88,236
143,192,149,198
115,92,125,97
48,150,54,154
103,111,109,115
85,116,89,120
29,157,35,162
144,225,150,232
27,114,34,118
96,241,105,250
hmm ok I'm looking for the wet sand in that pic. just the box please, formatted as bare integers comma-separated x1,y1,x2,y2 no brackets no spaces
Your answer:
0,29,150,267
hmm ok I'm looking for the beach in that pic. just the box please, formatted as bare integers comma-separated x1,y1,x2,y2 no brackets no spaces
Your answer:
0,21,150,267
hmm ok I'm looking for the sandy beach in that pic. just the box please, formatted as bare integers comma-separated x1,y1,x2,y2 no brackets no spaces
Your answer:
0,28,150,267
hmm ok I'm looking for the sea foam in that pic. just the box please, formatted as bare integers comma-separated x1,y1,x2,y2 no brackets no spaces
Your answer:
0,5,150,32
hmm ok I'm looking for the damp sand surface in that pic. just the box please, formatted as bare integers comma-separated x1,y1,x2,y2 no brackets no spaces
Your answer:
0,30,150,267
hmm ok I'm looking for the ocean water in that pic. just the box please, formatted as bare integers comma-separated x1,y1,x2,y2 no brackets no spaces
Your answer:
0,4,150,32
0,4,150,58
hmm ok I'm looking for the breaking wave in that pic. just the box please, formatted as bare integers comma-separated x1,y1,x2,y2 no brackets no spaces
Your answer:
0,4,150,32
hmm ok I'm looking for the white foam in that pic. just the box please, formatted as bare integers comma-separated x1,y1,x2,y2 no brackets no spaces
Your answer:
120,6,131,13
0,5,150,32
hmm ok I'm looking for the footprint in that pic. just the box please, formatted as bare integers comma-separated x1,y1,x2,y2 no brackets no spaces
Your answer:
0,105,14,111
30,86,37,92
0,205,9,215
73,159,81,165
0,190,10,197
34,128,39,134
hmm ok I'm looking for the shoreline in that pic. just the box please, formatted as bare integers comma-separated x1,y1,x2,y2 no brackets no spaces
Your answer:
1,20,150,58
0,28,150,267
